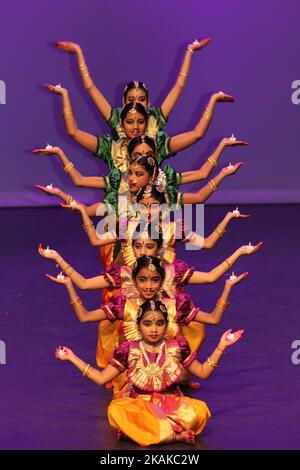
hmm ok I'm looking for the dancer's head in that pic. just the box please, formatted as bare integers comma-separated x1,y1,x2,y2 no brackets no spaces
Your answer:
137,299,168,344
123,81,149,108
120,103,148,139
132,255,165,300
131,222,163,258
128,145,158,194
136,185,167,222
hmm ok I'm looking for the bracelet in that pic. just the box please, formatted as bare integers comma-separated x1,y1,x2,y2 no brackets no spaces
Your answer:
63,106,73,116
82,221,95,233
208,179,217,192
70,297,82,309
82,363,92,377
178,72,188,77
224,258,232,269
215,225,226,237
64,162,74,174
202,108,212,120
66,194,74,206
217,346,225,353
207,357,218,368
216,299,229,310
207,156,217,167
64,265,74,276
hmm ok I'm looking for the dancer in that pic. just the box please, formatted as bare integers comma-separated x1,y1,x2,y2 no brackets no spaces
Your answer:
55,299,244,446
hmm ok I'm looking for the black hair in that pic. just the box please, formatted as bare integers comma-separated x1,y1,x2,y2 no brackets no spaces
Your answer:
132,255,165,282
120,102,148,123
127,136,156,158
123,81,149,102
136,185,167,205
129,154,158,182
137,299,169,325
131,222,163,249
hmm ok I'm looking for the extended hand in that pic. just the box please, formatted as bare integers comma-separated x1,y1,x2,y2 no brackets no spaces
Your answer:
35,184,61,197
32,146,61,156
46,273,71,285
222,162,243,176
239,241,264,256
55,345,74,361
45,83,67,96
226,271,249,287
188,37,212,52
56,41,81,54
219,329,244,349
38,242,59,260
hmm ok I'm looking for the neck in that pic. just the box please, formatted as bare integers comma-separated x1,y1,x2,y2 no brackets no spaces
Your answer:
142,338,164,351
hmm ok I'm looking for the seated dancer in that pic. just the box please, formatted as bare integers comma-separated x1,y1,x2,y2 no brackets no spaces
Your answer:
33,134,247,200
55,299,244,446
45,82,234,163
54,37,212,140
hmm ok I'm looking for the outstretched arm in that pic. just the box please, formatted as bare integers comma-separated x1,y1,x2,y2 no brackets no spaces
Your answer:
55,346,120,385
188,242,263,284
169,92,234,154
160,38,211,118
45,84,98,153
38,244,110,290
193,273,248,325
33,146,106,189
202,208,251,249
46,275,107,323
56,41,112,121
187,329,244,379
182,162,242,204
61,200,117,246
180,136,248,184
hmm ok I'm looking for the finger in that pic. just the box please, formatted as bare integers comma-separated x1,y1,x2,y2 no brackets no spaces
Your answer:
239,214,252,218
45,274,59,282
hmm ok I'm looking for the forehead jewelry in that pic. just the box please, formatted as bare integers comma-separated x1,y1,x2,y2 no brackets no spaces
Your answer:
134,81,139,89
139,231,150,240
150,300,156,310
148,259,157,272
143,185,152,199
129,102,137,114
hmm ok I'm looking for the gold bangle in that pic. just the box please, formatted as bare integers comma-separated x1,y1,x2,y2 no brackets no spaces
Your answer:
85,365,93,378
202,108,212,120
207,156,217,167
225,258,232,268
82,221,95,233
216,300,229,310
178,72,188,77
207,357,218,368
215,225,226,237
64,162,74,174
82,363,92,377
79,62,86,69
70,297,82,308
66,194,74,206
64,265,74,276
208,179,217,192
63,106,73,115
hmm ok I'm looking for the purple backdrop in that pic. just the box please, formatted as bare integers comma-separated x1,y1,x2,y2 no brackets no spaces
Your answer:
0,0,300,206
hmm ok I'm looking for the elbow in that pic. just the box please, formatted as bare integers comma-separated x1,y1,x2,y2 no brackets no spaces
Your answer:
210,316,220,325
203,241,213,250
78,317,88,324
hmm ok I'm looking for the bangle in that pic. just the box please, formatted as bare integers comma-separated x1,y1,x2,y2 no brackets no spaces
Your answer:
64,265,74,276
64,162,74,174
202,108,212,120
82,221,95,233
66,194,74,206
63,106,73,116
207,357,218,368
217,346,225,353
224,258,232,269
216,300,229,310
207,156,217,167
82,363,92,377
178,72,188,77
208,179,217,192
70,297,82,309
215,225,226,237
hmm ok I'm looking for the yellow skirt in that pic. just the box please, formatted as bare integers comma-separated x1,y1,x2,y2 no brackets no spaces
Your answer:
108,393,211,446
180,321,205,354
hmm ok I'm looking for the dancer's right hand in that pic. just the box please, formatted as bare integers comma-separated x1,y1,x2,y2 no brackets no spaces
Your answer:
56,41,81,54
32,147,62,157
55,346,74,361
38,243,59,261
46,273,71,285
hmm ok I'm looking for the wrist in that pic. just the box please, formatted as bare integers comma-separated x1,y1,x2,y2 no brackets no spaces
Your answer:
217,344,226,353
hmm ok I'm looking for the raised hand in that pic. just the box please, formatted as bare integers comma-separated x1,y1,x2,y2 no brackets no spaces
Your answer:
239,241,264,256
228,208,251,219
222,136,248,147
35,184,61,197
55,345,74,361
222,162,243,176
46,273,71,285
212,91,235,103
38,243,59,261
188,37,212,52
32,146,61,157
226,271,249,288
45,83,67,96
219,329,244,349
55,41,81,54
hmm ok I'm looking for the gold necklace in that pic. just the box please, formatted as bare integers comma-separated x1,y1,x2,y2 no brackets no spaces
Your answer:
140,340,164,377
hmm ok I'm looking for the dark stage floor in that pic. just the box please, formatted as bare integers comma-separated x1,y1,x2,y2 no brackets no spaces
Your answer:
0,204,299,450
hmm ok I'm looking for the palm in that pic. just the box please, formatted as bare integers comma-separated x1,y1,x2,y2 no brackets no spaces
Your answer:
226,272,248,287
215,92,235,102
45,83,67,95
223,138,248,147
220,329,244,348
32,147,61,156
36,184,61,196
189,37,212,52
240,241,263,255
228,211,251,219
55,346,73,360
222,162,242,176
46,273,71,285
38,243,58,260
